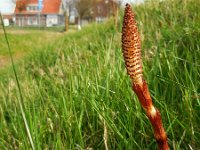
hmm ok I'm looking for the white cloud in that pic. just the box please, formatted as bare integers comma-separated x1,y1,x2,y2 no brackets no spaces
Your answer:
0,0,15,14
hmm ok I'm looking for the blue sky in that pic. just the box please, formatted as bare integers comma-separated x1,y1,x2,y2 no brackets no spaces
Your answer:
0,0,144,14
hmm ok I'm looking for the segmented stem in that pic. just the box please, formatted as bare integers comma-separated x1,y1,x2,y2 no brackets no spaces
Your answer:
121,4,169,150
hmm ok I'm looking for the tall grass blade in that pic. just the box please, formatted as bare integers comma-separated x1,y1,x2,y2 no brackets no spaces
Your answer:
0,13,35,150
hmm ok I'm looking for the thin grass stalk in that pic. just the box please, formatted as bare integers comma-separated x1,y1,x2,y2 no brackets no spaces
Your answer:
0,13,35,150
121,4,169,150
102,116,108,150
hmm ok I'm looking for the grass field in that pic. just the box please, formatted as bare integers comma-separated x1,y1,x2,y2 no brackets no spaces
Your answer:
0,0,200,149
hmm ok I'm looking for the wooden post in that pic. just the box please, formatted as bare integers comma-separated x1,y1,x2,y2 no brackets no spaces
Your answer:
65,12,68,32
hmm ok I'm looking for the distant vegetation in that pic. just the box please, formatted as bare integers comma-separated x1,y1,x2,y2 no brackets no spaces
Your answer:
0,0,199,149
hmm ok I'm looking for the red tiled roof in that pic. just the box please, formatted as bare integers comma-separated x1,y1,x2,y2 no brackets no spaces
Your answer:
42,0,61,14
15,0,38,13
15,0,61,14
27,0,38,4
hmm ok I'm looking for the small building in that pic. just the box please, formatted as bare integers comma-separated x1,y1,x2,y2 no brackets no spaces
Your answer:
93,0,118,23
14,0,65,27
2,14,15,26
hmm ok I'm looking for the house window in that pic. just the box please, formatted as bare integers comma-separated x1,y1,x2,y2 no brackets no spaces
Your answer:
27,17,33,25
27,17,38,25
97,6,102,14
33,6,38,11
96,17,105,23
26,5,39,12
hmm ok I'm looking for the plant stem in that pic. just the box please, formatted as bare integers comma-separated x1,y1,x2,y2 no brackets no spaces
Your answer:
132,80,169,150
0,13,35,150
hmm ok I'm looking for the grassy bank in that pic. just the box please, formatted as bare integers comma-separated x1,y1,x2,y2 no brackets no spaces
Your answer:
0,29,64,69
0,0,200,149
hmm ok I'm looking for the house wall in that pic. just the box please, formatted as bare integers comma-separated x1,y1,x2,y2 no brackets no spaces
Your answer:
15,14,64,27
46,14,64,27
2,14,15,26
15,14,46,26
3,19,10,26
58,15,65,25
46,14,57,27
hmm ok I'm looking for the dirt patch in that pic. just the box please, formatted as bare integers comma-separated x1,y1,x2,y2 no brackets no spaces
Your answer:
0,56,8,67
0,53,25,68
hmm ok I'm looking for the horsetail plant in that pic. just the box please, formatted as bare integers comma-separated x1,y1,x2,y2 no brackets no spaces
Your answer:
121,4,169,150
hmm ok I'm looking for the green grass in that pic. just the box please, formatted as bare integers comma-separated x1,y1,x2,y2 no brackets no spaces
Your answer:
0,0,200,149
0,29,64,70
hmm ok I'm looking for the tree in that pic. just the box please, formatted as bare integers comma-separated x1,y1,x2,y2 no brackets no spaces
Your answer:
62,0,78,15
112,0,122,30
62,0,79,31
15,0,27,12
76,0,93,24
